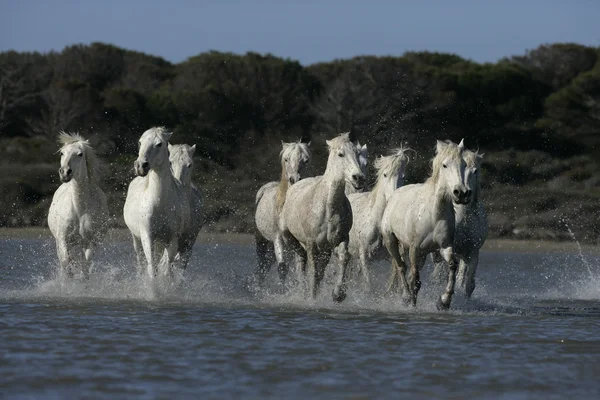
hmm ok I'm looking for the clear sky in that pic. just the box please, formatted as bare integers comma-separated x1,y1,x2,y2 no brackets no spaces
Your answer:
1,0,598,65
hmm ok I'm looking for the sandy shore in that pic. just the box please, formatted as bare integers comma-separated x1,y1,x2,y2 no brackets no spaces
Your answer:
2,227,599,254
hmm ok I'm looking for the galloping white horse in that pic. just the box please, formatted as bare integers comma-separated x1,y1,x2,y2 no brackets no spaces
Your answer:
169,143,203,271
48,132,109,279
381,139,470,310
431,148,488,298
345,141,368,195
347,147,410,290
123,127,190,279
280,132,365,302
254,140,311,284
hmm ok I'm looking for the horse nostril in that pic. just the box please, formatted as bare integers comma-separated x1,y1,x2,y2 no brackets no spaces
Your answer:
289,177,295,184
453,189,459,197
141,162,149,169
352,174,360,182
66,168,72,176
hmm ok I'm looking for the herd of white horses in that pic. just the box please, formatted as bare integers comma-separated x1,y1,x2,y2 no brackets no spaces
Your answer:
47,126,487,310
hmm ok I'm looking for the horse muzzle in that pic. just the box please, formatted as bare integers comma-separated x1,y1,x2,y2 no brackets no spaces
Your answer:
349,173,366,191
452,188,472,205
134,160,150,177
59,167,72,183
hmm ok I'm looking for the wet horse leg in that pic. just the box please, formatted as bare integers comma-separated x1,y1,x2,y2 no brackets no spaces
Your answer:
437,246,457,310
408,245,425,306
332,241,350,302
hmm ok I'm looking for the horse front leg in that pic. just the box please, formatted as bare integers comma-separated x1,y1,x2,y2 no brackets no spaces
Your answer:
132,235,147,277
165,238,179,279
82,244,95,280
56,236,73,279
306,245,318,299
273,234,288,284
463,251,480,299
141,233,158,279
438,246,457,310
332,241,350,302
430,251,447,285
408,246,425,307
383,233,409,302
358,247,370,292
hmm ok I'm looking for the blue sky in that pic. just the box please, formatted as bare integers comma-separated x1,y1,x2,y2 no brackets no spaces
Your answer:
1,0,598,65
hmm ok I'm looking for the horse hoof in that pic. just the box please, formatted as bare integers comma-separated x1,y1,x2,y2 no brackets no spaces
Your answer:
332,290,347,303
436,298,450,311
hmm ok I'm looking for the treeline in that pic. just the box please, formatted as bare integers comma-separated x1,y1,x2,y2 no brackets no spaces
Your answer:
1,42,600,240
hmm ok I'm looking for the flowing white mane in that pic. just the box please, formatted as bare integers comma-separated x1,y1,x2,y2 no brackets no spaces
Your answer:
280,140,310,161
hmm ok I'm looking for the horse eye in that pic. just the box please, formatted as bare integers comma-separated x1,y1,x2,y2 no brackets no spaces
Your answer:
77,153,83,157
473,168,478,174
383,173,387,178
284,158,288,162
338,153,344,157
59,152,64,156
443,164,447,169
156,143,162,147
187,163,192,168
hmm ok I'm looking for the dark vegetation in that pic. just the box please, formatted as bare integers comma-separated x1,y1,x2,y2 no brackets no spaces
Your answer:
1,42,599,242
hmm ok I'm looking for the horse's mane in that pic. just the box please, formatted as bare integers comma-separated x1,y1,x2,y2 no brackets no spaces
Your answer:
326,132,352,151
169,144,194,164
145,126,172,143
369,146,411,201
280,140,311,162
428,140,463,184
57,131,103,181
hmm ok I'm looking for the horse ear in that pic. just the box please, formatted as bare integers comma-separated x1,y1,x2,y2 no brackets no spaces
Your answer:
189,144,196,155
164,131,173,141
326,139,332,148
458,138,465,150
362,144,368,151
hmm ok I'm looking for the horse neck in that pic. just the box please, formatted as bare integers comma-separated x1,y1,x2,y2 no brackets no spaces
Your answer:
427,176,454,221
322,163,347,212
147,162,174,197
68,170,96,212
367,180,388,222
275,164,289,214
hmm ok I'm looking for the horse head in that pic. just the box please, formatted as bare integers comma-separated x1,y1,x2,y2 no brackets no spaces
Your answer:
281,140,311,185
326,132,365,191
56,132,95,183
135,127,172,177
169,143,196,185
433,138,470,205
374,146,411,202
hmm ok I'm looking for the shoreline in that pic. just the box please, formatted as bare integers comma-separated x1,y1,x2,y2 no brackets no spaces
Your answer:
1,227,599,254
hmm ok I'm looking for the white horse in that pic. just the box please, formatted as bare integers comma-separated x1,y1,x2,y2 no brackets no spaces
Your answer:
381,139,470,310
123,127,190,279
48,132,109,279
431,148,488,298
169,143,203,271
345,141,368,195
347,147,411,290
254,140,311,284
280,132,365,302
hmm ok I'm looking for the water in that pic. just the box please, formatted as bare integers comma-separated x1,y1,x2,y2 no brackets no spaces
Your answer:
1,233,600,399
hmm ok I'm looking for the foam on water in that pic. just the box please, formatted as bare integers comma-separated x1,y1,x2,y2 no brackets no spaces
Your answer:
1,233,600,317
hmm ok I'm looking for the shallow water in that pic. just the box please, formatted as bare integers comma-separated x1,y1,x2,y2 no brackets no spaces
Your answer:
1,234,600,399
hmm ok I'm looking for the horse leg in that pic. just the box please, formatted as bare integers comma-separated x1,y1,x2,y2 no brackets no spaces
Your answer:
165,239,179,279
332,242,350,302
437,246,457,310
408,246,425,307
273,234,288,284
358,247,370,292
306,245,318,299
430,251,447,285
56,236,73,279
464,251,480,299
456,258,467,288
254,234,275,285
141,234,158,279
383,234,409,301
132,235,147,277
82,244,94,280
